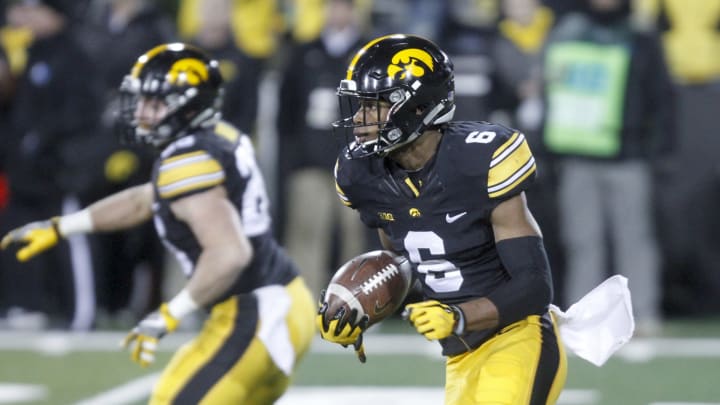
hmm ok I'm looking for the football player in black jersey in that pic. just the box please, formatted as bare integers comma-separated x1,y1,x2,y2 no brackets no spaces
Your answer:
1,43,316,404
316,34,567,404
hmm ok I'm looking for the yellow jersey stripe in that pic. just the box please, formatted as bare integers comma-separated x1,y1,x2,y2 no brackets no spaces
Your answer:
161,150,208,166
488,132,536,197
488,133,533,187
158,172,225,199
491,132,521,162
158,156,224,188
335,182,352,206
488,157,536,198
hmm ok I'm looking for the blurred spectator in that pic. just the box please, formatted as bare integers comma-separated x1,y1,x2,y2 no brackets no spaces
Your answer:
75,0,176,326
403,0,448,41
429,0,499,123
634,0,720,315
489,0,564,296
0,0,103,330
276,0,369,297
182,0,266,133
491,0,553,137
541,0,675,333
634,0,720,84
0,45,12,253
178,0,280,61
0,41,14,167
440,0,500,55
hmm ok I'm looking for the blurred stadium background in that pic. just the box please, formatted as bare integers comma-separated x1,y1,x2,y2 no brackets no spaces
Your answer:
2,0,720,404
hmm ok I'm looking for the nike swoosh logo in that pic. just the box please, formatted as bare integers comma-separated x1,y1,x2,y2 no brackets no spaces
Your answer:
374,300,391,315
445,211,467,223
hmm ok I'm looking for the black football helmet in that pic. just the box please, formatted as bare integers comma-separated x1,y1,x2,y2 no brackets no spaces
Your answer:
116,43,224,148
332,34,455,158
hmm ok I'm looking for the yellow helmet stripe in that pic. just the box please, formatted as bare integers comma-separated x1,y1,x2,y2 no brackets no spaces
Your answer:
346,34,405,80
131,44,170,78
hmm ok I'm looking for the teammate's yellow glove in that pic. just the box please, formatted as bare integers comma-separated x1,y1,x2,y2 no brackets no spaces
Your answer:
316,294,369,363
0,218,61,262
403,300,465,341
121,304,179,367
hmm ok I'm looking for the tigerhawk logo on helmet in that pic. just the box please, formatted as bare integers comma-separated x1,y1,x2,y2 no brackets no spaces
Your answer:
116,43,224,148
332,34,455,159
387,48,434,80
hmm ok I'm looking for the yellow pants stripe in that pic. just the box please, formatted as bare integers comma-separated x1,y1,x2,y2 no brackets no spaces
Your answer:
444,313,567,405
150,277,316,405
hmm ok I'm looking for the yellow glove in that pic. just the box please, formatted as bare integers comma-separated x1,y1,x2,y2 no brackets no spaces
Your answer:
403,300,465,341
0,217,61,262
316,298,369,363
121,304,179,367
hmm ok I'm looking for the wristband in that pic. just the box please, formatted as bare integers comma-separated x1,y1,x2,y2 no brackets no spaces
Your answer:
452,305,465,335
167,289,200,320
58,209,94,237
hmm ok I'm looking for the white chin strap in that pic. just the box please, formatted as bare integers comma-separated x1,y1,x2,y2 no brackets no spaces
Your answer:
434,104,455,124
381,101,454,155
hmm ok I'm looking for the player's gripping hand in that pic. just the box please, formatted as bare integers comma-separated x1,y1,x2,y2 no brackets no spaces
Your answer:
403,300,464,341
316,299,369,363
0,218,61,262
121,304,179,367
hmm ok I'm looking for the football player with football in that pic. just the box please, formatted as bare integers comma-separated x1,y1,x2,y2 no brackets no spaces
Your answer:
317,34,567,404
1,43,316,404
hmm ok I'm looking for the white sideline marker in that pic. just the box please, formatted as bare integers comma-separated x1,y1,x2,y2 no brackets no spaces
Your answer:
0,384,46,404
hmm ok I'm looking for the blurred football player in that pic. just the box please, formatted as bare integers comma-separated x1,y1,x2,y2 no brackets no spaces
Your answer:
1,43,316,404
317,34,567,404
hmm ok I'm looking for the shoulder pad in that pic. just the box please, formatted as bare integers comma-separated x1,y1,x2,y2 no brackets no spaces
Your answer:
443,122,536,199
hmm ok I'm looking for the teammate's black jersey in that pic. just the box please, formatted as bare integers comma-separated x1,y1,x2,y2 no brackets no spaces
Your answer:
335,121,537,355
152,121,296,306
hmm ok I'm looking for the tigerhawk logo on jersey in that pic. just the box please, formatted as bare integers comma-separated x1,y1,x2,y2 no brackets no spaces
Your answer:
387,49,434,80
168,58,209,86
408,208,422,218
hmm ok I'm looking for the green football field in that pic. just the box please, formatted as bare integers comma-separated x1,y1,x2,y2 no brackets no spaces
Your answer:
0,318,719,405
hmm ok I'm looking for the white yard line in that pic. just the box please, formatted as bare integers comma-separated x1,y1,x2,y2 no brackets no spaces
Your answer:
650,403,720,405
73,372,160,405
0,384,47,404
71,384,598,405
1,331,719,360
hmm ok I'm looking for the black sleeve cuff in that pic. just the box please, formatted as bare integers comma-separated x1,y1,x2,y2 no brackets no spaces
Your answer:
486,236,553,327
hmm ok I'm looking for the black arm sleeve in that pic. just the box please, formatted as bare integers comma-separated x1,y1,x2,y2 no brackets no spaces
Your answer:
486,236,554,328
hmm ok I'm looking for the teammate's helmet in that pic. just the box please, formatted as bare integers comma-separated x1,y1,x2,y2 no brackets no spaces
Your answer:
332,34,455,158
116,43,224,147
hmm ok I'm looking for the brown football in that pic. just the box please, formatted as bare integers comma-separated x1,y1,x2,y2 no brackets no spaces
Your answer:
322,250,413,328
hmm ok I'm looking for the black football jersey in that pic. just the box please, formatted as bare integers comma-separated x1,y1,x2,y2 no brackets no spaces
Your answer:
334,121,537,354
151,121,296,305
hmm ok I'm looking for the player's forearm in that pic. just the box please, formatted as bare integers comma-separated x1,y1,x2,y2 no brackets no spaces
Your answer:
457,297,500,332
184,244,252,307
86,183,154,232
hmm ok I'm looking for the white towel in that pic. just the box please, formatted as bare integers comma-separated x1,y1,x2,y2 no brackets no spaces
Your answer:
549,275,635,366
